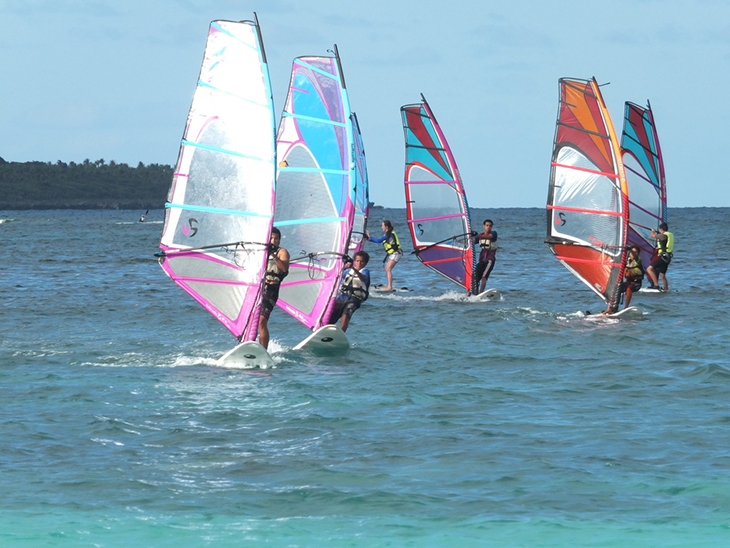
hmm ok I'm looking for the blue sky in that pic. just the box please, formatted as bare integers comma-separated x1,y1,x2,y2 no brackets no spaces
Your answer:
1,0,728,208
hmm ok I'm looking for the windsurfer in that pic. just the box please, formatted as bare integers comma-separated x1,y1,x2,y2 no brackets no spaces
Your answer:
258,227,290,349
604,246,644,314
646,222,673,291
472,219,498,295
367,220,402,291
328,251,371,332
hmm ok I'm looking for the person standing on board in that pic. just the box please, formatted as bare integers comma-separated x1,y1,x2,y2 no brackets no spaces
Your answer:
603,245,644,314
258,227,290,349
471,219,498,295
646,222,674,291
328,251,371,332
367,220,402,291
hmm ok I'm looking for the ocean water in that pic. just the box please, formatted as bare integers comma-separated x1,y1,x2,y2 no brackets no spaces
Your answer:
1,207,728,547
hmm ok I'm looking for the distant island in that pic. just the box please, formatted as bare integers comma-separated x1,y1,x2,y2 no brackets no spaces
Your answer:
0,157,172,209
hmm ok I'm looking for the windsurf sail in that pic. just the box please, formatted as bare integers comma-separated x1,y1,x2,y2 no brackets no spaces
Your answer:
274,46,356,330
158,17,276,342
546,77,629,310
621,101,667,267
349,112,369,254
401,94,476,292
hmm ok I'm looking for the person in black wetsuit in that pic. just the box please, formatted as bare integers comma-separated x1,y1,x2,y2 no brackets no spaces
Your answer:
258,227,289,349
472,219,498,295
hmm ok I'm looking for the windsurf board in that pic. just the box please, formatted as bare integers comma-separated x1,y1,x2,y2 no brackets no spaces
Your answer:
639,287,664,294
474,288,501,300
373,284,411,293
293,325,350,353
218,341,274,368
586,306,643,320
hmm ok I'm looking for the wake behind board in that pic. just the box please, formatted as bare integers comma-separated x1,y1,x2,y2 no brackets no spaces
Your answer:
474,288,501,301
293,325,350,354
218,341,274,368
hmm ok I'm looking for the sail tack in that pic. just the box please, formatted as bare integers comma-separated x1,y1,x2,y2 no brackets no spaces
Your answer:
274,52,356,330
401,96,476,292
622,101,667,268
158,19,276,341
546,78,629,309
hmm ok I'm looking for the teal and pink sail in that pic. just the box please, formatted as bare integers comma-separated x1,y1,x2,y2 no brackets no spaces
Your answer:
349,112,370,254
401,94,477,292
621,101,667,268
274,47,357,330
158,17,276,342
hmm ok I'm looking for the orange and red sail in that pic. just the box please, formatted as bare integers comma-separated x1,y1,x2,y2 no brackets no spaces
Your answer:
546,78,629,310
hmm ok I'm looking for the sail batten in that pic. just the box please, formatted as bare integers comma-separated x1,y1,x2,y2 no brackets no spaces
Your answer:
158,19,276,342
401,96,476,292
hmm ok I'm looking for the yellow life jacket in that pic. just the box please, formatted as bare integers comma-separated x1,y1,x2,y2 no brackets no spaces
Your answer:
384,231,401,254
625,256,643,279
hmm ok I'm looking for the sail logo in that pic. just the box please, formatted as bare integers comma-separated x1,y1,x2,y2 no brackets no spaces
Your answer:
555,212,566,226
416,223,424,236
183,218,198,237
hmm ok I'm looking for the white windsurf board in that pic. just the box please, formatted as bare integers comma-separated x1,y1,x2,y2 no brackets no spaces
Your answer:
218,341,274,368
586,306,643,320
373,284,411,293
293,325,350,353
474,288,501,301
639,287,664,294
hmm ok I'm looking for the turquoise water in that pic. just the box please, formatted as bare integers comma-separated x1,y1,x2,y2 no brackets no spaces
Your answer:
1,208,728,547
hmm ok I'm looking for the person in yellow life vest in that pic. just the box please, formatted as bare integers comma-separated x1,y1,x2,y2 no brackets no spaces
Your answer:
258,227,289,349
604,246,644,314
646,222,674,291
327,251,371,332
366,220,402,291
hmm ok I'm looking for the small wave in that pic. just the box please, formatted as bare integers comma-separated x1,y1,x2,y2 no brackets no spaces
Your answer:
683,363,730,380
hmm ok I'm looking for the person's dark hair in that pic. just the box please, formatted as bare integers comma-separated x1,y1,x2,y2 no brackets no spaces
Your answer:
630,246,640,254
483,219,493,225
659,222,668,231
382,220,393,231
271,227,281,238
353,250,370,265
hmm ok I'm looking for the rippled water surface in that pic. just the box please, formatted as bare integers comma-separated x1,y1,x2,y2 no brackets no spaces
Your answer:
1,208,728,547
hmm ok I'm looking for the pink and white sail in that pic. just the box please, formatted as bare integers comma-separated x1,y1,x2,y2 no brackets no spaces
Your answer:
158,18,276,342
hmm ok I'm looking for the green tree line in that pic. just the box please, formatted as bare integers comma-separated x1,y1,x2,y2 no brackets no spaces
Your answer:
0,157,173,209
